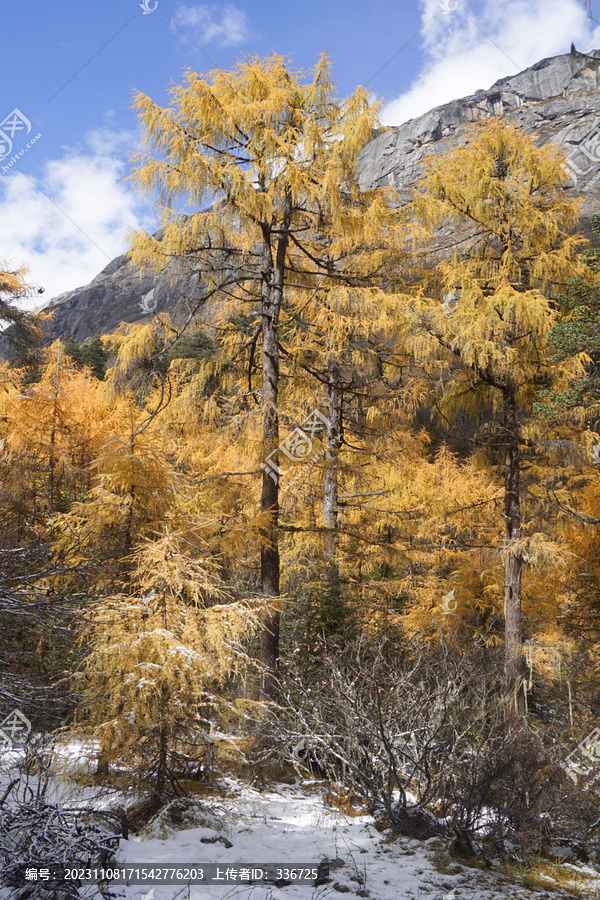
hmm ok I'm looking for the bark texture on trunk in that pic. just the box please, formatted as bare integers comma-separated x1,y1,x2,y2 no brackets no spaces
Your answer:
259,276,280,697
503,386,526,731
259,194,291,699
323,360,342,597
48,341,61,514
153,681,170,802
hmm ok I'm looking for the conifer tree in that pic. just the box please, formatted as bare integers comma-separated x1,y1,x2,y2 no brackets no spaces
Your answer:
280,284,415,608
54,391,176,580
65,336,110,380
0,337,109,721
73,532,261,800
0,341,108,523
541,213,600,419
403,119,589,729
127,53,410,695
0,262,43,361
534,216,600,681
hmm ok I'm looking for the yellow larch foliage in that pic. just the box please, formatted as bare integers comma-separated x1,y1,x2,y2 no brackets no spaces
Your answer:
0,341,109,523
73,530,262,794
404,119,590,409
54,391,177,574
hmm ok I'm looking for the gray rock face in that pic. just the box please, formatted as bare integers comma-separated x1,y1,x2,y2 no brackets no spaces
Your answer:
42,251,156,344
42,245,196,344
358,47,600,216
42,242,206,344
43,48,600,343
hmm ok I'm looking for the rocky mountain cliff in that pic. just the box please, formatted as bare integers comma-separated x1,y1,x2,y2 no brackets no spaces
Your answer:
42,47,600,343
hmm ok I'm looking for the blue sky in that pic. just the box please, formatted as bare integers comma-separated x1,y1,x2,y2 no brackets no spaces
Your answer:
1,0,599,305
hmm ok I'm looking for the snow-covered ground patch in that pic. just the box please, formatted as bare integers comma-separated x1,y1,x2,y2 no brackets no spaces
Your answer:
2,744,600,900
111,778,600,900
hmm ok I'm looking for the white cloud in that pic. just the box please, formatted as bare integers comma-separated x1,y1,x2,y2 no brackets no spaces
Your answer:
0,128,153,308
171,3,250,47
381,0,600,125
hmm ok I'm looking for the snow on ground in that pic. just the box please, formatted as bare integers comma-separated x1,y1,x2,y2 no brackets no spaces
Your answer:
111,778,600,900
2,746,600,900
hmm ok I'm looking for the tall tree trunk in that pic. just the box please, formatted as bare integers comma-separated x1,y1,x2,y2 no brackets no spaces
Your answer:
259,193,291,698
503,386,526,731
259,233,280,700
123,432,136,556
153,598,170,800
323,360,342,597
154,720,169,801
48,341,61,514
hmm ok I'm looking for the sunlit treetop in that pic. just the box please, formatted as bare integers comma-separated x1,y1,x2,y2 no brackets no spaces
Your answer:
404,119,593,409
0,262,44,352
128,53,412,286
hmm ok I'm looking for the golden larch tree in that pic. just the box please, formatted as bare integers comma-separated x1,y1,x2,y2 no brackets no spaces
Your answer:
403,119,589,729
127,53,410,696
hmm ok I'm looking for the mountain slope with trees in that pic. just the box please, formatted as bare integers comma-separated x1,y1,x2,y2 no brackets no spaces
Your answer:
35,46,600,345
